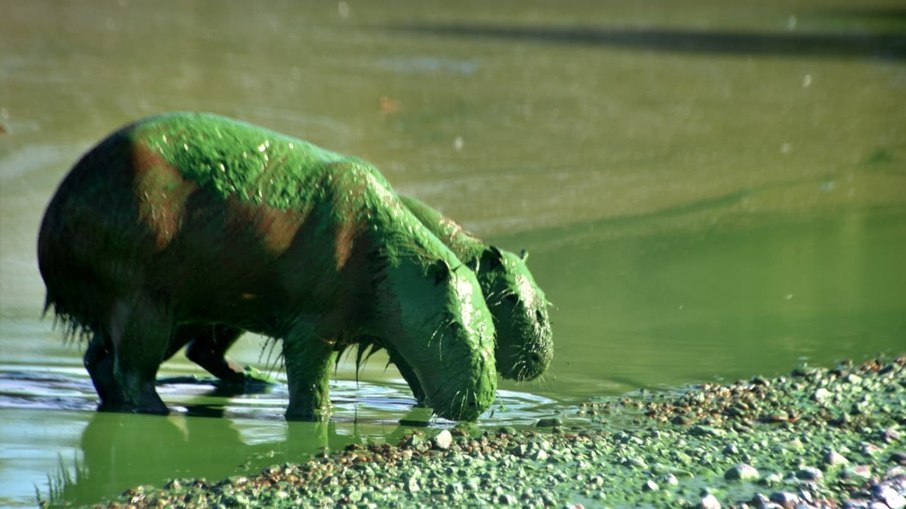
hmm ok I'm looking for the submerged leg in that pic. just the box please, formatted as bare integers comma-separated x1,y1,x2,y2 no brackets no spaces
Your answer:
105,296,173,415
282,323,337,421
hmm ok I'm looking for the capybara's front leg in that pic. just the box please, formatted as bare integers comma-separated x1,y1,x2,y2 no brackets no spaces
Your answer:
387,348,428,407
84,331,116,406
282,323,337,421
105,296,173,415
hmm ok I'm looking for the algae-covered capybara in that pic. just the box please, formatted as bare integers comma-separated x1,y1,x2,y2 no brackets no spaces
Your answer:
37,112,497,421
166,196,554,402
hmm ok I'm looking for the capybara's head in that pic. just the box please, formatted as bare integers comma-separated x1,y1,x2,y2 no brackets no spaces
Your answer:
476,247,553,381
377,255,497,421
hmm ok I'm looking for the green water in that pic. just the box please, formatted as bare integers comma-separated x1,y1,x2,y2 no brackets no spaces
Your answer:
1,0,904,506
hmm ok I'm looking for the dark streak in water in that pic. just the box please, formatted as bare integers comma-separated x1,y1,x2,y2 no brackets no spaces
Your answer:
387,24,906,61
492,171,897,249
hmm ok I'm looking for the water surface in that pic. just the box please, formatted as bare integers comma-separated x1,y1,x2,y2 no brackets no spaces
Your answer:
1,0,904,506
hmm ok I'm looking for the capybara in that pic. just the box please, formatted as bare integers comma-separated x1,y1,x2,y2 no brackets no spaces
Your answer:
38,112,497,421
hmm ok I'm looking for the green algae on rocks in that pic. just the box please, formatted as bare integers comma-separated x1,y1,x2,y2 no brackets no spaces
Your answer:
66,356,905,509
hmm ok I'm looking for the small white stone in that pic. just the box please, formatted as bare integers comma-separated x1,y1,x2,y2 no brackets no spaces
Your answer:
432,430,453,450
698,493,721,509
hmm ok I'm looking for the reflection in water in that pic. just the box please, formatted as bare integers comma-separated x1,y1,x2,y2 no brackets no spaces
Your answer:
2,370,556,506
54,412,339,507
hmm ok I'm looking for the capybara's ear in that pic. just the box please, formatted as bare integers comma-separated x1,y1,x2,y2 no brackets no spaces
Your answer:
429,259,451,284
520,249,529,261
481,246,504,270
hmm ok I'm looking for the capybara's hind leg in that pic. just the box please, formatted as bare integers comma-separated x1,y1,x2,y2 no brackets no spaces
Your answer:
106,297,173,415
84,332,117,407
181,325,248,383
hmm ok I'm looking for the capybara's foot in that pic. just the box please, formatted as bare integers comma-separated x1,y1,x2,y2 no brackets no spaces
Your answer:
98,379,169,415
97,399,169,415
212,366,277,397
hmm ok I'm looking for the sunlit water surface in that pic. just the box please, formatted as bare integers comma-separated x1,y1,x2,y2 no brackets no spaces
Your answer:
1,0,904,506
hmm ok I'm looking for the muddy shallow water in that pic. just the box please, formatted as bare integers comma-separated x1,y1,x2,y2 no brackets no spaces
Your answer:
1,0,904,506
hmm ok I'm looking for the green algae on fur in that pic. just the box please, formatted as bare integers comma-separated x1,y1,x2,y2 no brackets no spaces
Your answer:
401,196,553,382
144,123,553,402
133,114,353,211
38,112,497,421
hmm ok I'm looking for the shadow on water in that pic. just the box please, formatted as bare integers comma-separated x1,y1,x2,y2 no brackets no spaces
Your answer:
387,24,906,61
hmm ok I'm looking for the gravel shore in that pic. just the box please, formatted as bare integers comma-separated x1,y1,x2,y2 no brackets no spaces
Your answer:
66,356,904,508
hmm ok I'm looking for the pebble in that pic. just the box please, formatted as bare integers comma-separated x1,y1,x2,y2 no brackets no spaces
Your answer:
763,472,785,486
405,475,419,493
863,442,883,456
796,466,823,482
813,388,832,402
432,430,453,450
842,465,874,480
873,485,906,509
622,456,648,469
824,449,849,466
882,428,901,443
725,464,760,481
498,493,517,505
769,491,800,506
698,493,722,509
691,425,725,437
